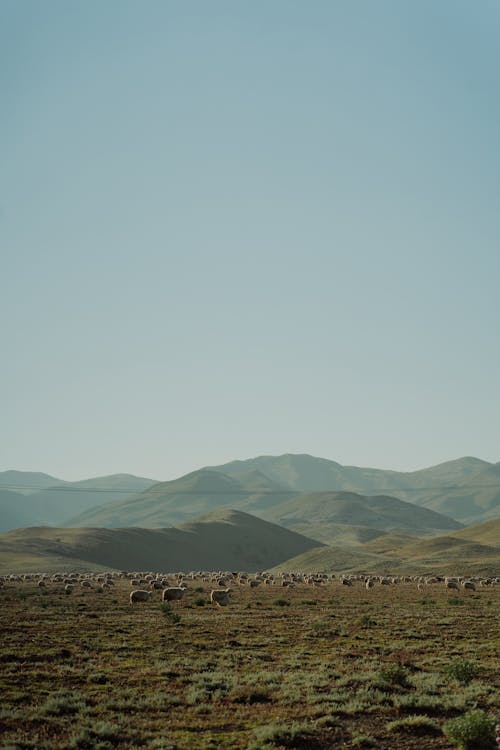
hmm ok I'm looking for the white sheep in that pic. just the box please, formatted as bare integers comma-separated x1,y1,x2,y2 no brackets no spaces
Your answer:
210,589,231,607
162,587,186,602
130,589,152,605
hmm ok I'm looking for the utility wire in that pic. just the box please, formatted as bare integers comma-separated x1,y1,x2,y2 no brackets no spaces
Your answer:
1,483,500,494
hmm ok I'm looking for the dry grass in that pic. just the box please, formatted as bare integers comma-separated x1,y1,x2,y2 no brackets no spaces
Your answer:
0,577,498,749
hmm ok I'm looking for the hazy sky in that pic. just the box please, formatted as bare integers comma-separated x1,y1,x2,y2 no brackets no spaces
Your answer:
2,1,499,481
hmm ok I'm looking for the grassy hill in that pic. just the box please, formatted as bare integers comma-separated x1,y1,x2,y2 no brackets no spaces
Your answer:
258,490,463,540
0,473,156,531
0,471,63,494
1,511,497,577
64,469,295,528
412,463,500,524
448,517,500,546
210,454,499,524
0,509,323,574
3,455,499,533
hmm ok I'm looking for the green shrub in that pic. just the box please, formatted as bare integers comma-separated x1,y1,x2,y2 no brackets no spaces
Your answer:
68,721,122,749
386,715,441,735
249,722,313,748
160,603,181,624
448,597,465,606
193,596,208,607
39,690,87,717
358,614,376,628
444,659,480,685
443,709,496,749
378,664,410,688
272,599,291,607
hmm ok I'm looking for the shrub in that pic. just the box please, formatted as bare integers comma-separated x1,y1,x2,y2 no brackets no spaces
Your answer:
358,614,376,628
378,664,410,689
443,709,496,749
68,721,122,749
39,690,87,717
272,599,290,607
444,659,480,685
160,603,181,624
386,715,441,735
249,722,314,748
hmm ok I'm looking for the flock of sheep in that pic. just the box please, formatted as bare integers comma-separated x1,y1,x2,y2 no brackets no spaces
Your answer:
1,569,498,607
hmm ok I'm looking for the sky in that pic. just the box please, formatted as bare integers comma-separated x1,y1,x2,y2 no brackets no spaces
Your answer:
2,1,500,481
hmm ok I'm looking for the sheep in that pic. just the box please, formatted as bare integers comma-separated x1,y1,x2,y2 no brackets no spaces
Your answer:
462,580,476,592
162,587,186,602
365,578,375,590
210,589,231,607
445,580,460,592
130,589,152,605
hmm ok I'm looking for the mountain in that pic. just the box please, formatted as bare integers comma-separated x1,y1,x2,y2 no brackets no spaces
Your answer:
209,454,499,524
413,462,500,524
0,509,323,573
0,490,40,533
64,469,295,528
258,491,463,540
3,455,498,532
0,473,156,531
0,471,63,494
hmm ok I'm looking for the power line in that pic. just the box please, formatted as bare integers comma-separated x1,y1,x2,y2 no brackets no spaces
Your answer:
1,483,500,495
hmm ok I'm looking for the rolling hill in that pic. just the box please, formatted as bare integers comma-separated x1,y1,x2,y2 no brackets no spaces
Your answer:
259,490,462,539
64,469,295,528
210,454,499,523
0,473,157,532
2,455,498,534
0,509,323,573
274,518,500,577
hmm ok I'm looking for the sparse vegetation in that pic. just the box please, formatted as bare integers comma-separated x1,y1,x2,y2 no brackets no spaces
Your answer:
0,574,498,748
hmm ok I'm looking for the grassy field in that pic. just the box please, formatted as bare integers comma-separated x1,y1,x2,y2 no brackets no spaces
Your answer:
0,576,498,749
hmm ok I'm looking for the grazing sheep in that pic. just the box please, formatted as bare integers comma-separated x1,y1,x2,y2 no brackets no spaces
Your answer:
64,584,73,594
462,580,476,592
162,587,186,602
365,578,375,590
446,580,460,592
130,589,152,605
210,589,231,607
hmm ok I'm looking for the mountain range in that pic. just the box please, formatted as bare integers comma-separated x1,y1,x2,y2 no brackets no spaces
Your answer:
0,454,498,576
1,455,499,535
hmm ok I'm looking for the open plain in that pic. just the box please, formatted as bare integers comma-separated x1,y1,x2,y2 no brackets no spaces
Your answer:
0,573,498,749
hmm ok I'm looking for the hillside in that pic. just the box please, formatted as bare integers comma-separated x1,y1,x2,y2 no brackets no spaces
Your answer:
448,517,500,546
3,455,499,533
64,469,295,528
0,509,323,573
257,490,463,540
0,470,63,494
413,463,500,524
0,473,156,531
210,454,499,523
275,518,500,576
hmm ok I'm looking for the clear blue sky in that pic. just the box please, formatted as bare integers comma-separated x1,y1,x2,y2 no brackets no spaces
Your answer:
2,1,499,481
